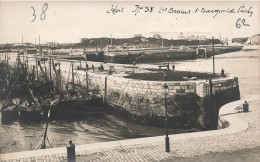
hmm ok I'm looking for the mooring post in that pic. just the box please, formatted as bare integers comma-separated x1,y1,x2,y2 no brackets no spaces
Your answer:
172,63,175,70
243,101,249,112
221,68,224,76
67,140,76,162
103,76,107,104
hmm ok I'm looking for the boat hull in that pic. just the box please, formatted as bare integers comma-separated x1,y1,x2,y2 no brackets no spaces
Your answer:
51,98,107,119
1,109,19,121
1,105,19,121
19,110,43,121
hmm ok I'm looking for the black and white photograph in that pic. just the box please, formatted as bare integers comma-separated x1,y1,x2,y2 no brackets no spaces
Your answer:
0,1,259,161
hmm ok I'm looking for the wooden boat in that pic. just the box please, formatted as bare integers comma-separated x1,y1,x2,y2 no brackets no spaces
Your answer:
18,86,43,120
1,101,19,121
19,101,42,120
51,98,107,118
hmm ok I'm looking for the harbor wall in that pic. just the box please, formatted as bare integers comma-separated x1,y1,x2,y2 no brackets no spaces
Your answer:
61,69,240,129
68,70,239,113
6,60,240,130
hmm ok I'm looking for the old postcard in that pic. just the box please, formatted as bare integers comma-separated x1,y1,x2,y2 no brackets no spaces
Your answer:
0,1,259,161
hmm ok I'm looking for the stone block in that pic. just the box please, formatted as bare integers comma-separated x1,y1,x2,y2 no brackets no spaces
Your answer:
187,82,195,85
181,85,187,90
174,86,181,90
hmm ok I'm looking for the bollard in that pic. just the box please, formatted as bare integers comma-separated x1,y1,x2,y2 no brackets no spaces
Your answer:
165,136,170,152
221,68,225,76
67,140,76,162
172,64,175,70
243,101,249,112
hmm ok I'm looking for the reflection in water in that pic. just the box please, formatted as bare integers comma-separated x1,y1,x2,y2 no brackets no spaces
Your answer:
0,110,196,154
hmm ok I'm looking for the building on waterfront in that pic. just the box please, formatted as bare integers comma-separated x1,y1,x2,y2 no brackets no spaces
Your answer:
177,32,185,40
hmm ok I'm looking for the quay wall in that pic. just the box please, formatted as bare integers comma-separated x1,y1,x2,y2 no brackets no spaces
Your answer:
6,60,240,129
66,70,239,114
61,68,240,129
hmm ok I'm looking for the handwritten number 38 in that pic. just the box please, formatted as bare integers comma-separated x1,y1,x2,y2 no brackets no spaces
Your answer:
41,3,48,20
31,3,48,22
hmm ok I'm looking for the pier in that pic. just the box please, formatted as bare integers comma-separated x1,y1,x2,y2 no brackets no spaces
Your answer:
1,1,260,161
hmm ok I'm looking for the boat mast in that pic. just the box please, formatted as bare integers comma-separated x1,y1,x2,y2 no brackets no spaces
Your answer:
41,109,50,149
71,61,74,93
49,59,52,91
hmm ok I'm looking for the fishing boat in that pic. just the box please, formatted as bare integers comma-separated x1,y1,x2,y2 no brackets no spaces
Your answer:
18,85,43,120
1,99,19,121
52,97,107,118
19,101,42,120
48,59,107,118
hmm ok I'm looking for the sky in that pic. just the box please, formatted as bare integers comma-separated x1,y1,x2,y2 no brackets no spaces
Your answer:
0,1,259,44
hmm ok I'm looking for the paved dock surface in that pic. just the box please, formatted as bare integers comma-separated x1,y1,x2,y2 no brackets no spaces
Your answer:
0,96,259,162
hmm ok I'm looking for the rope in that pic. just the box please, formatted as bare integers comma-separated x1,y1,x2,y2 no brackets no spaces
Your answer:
47,136,52,148
118,80,130,105
30,133,44,150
